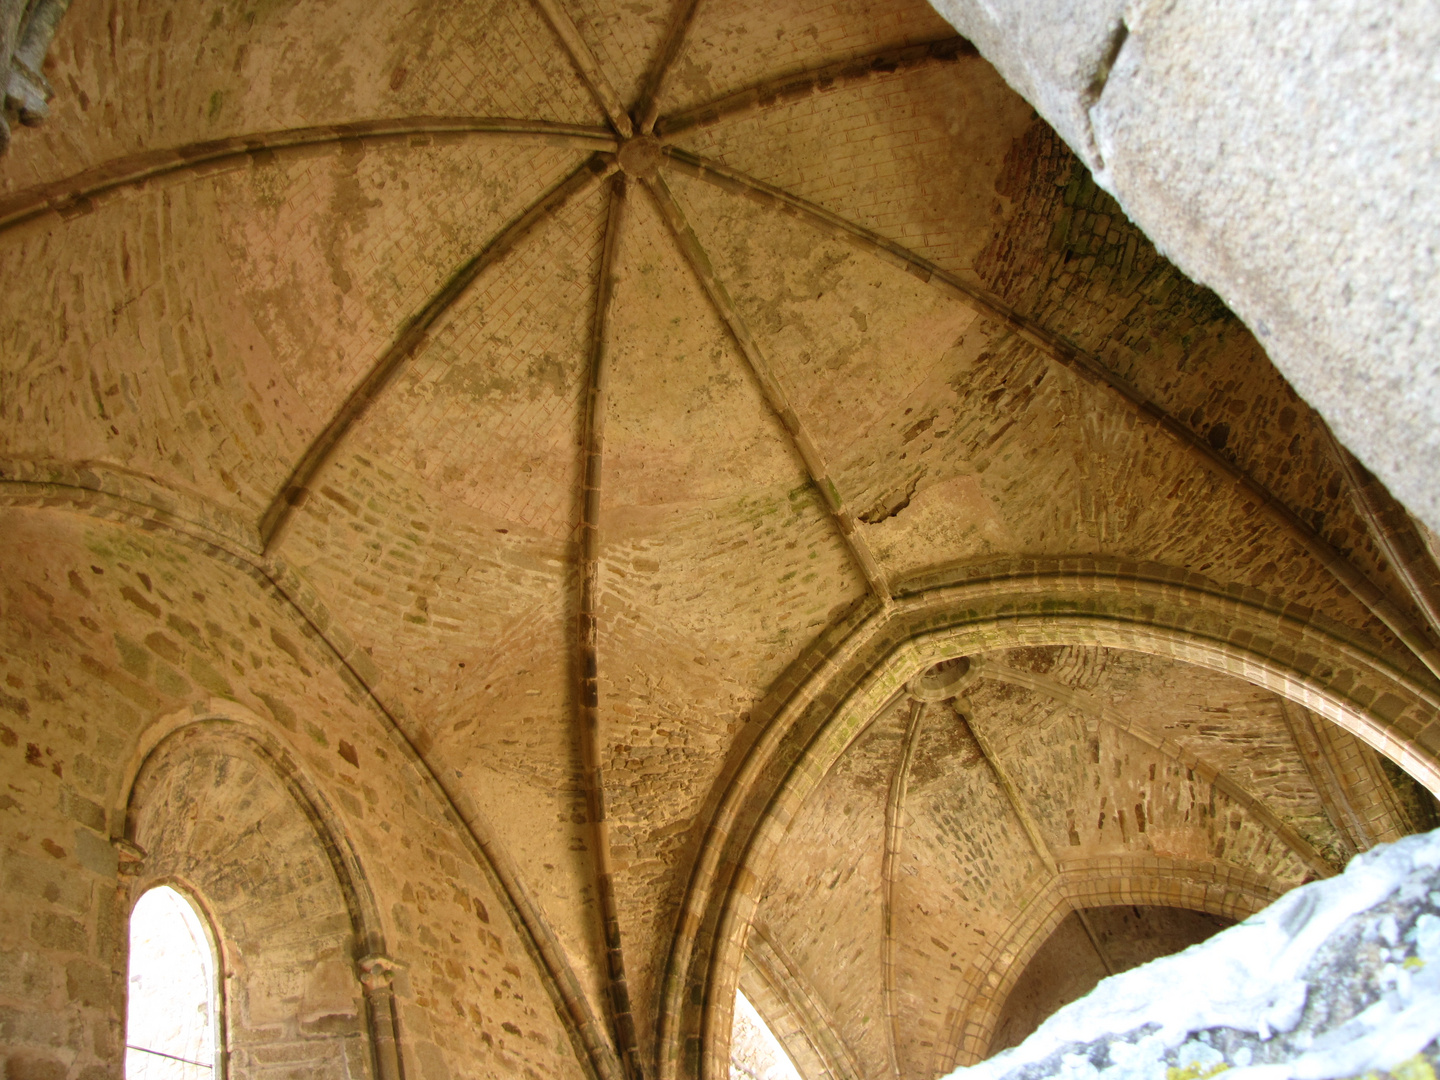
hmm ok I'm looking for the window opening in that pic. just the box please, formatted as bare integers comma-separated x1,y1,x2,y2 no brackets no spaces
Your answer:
126,885,219,1078
730,988,802,1080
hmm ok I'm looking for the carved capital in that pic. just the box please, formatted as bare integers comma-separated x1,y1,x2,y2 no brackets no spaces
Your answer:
357,953,400,991
114,838,147,876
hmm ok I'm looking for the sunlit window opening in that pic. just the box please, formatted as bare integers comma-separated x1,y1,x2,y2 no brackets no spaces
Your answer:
730,989,802,1080
126,886,218,1079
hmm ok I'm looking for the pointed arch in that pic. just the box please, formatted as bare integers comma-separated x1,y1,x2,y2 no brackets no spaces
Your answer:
119,706,401,1079
655,557,1440,1080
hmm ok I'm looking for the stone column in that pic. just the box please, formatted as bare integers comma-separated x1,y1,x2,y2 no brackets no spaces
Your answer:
358,954,403,1080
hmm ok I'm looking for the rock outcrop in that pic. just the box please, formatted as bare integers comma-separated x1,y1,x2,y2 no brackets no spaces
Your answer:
948,829,1440,1080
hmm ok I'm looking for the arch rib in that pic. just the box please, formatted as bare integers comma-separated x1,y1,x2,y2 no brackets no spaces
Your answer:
0,118,616,236
933,859,1282,1070
653,38,977,139
741,924,863,1080
978,660,1340,878
643,170,891,601
654,559,1440,1080
634,0,704,133
529,0,634,136
576,173,646,1080
1325,424,1440,643
880,698,925,1079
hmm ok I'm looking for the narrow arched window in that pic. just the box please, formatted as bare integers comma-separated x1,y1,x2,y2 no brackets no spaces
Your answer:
126,885,220,1078
730,988,802,1080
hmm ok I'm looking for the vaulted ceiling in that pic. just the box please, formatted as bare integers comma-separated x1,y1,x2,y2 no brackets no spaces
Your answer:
3,1,1439,1078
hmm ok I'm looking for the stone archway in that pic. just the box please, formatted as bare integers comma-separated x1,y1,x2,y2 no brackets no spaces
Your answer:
936,858,1277,1069
121,712,402,1080
656,557,1440,1080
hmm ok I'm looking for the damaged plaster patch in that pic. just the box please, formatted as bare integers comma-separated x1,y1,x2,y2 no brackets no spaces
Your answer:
859,469,927,524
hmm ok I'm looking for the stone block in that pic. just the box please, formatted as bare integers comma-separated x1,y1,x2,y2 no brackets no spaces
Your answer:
28,911,85,953
72,830,115,878
2,1054,66,1080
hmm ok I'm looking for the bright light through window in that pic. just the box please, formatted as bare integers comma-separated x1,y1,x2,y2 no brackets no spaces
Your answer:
126,886,218,1078
730,988,802,1080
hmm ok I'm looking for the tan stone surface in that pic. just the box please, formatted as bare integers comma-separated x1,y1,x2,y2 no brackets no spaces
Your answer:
1,1,1438,1078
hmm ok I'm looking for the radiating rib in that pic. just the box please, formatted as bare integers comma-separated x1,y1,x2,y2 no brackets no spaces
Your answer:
664,147,1440,685
1325,425,1440,644
633,0,704,134
530,0,635,137
1277,697,1415,849
643,170,891,601
576,173,646,1080
260,153,616,554
1278,698,1369,856
0,117,617,235
981,661,1339,878
963,700,1058,876
654,38,976,139
881,698,926,1080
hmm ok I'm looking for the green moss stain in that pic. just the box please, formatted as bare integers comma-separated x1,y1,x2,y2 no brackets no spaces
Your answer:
188,655,233,697
255,691,297,732
113,634,150,680
1167,1064,1227,1080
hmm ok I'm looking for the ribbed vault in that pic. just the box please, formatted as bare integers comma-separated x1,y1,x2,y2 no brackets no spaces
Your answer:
2,2,1440,1080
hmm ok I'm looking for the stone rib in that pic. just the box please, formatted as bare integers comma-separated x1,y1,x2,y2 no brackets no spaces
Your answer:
963,699,1059,876
0,117,617,235
530,0,635,137
577,173,646,1080
633,0,704,134
643,170,892,601
664,147,1440,685
981,662,1340,878
655,556,1440,1080
1278,698,1370,856
653,38,977,139
881,698,926,1080
744,924,864,1080
959,699,1120,990
1325,426,1440,645
259,153,616,555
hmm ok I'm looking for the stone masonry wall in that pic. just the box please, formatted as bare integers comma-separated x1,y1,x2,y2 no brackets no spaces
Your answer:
0,507,588,1080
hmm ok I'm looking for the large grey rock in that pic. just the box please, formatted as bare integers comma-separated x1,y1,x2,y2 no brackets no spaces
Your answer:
928,0,1440,535
945,829,1440,1080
